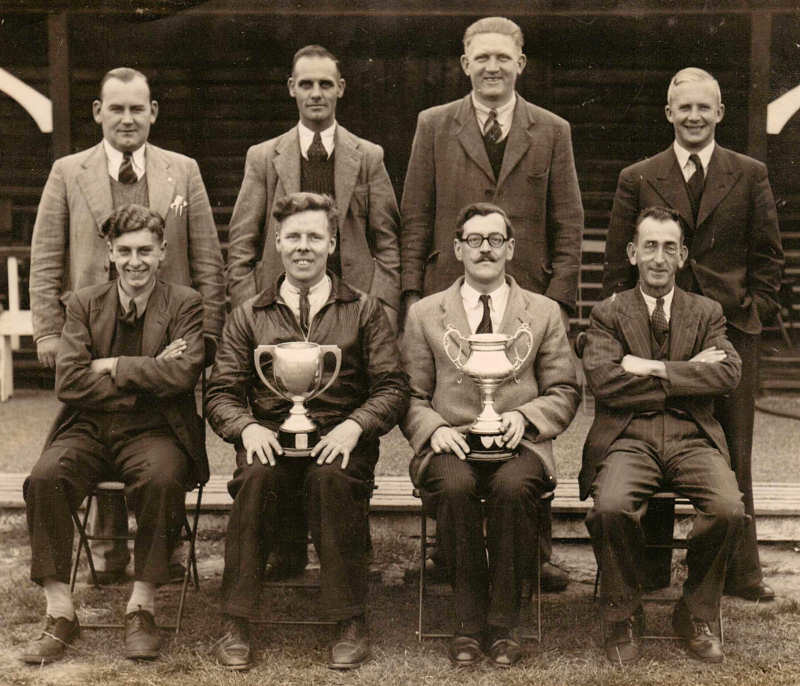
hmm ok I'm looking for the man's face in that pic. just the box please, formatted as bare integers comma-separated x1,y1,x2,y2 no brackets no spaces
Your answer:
460,32,526,107
627,217,687,297
454,211,514,292
665,80,724,152
108,227,165,296
275,209,335,288
93,76,158,153
288,56,345,131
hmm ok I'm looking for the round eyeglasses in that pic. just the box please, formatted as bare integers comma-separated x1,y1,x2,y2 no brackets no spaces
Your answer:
459,232,509,249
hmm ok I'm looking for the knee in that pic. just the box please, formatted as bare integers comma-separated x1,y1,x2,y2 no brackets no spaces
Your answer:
590,491,635,521
141,457,189,493
306,463,350,497
27,452,66,487
233,462,278,496
703,494,746,527
490,472,531,504
437,469,477,503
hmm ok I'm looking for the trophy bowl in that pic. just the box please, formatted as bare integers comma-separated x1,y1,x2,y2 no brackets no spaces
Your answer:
254,341,342,457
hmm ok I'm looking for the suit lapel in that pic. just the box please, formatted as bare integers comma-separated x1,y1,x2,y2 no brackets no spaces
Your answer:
496,97,533,189
618,289,654,358
145,144,176,219
141,281,169,357
89,283,120,356
497,278,527,335
667,288,699,362
333,126,361,220
647,148,694,230
273,129,301,195
440,278,472,340
694,146,740,252
454,95,495,183
76,143,114,235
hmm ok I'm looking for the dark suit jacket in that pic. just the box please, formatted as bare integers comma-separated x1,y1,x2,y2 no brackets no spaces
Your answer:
47,279,209,484
400,94,584,308
602,145,784,334
579,287,741,500
225,124,401,311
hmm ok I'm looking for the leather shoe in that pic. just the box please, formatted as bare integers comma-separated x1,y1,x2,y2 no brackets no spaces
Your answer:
20,615,80,664
725,581,775,602
672,599,723,663
541,562,569,593
448,634,483,667
213,616,252,671
604,605,644,665
486,627,522,668
125,608,160,660
329,615,370,670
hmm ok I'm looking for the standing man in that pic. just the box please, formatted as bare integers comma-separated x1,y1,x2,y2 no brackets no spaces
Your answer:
401,203,579,667
29,66,225,584
602,68,784,602
401,15,583,591
224,44,401,579
207,193,408,671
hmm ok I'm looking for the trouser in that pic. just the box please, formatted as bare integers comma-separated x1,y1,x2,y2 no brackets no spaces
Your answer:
24,421,189,586
420,449,548,635
221,450,374,621
586,414,745,623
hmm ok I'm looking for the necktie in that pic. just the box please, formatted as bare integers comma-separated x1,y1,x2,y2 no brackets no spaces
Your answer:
307,131,328,163
299,286,311,335
118,152,138,184
119,299,138,326
483,109,502,145
651,296,668,346
476,294,493,334
687,153,705,220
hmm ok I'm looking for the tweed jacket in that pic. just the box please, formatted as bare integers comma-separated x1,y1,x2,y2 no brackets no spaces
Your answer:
400,276,579,487
46,279,209,484
225,124,401,312
400,94,584,308
579,287,742,500
602,145,784,334
29,142,225,342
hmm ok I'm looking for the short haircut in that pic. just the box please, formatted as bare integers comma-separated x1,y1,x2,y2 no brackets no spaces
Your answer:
98,67,151,100
291,44,341,76
463,16,524,51
102,203,164,242
273,192,339,236
633,206,684,244
454,202,515,239
666,67,721,105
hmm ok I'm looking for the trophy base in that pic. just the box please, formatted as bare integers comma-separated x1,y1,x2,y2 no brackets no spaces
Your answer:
465,432,516,462
278,428,320,458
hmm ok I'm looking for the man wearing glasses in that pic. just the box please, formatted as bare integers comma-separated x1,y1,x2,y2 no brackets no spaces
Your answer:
401,203,579,667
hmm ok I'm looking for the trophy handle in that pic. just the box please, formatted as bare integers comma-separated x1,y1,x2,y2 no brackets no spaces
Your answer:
253,345,284,398
309,345,342,400
443,326,469,370
507,323,534,372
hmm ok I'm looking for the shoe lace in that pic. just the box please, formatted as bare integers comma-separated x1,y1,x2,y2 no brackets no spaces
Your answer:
692,618,714,637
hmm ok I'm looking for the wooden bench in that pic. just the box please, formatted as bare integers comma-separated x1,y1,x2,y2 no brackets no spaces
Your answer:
0,253,33,401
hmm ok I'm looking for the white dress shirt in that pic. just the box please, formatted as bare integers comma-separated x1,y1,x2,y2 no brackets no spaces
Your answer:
640,286,674,324
103,139,146,181
298,121,336,160
472,93,516,143
461,279,510,333
280,274,332,335
673,140,714,183
117,277,156,319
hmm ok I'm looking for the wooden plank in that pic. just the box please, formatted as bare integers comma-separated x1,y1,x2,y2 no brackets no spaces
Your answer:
47,11,71,160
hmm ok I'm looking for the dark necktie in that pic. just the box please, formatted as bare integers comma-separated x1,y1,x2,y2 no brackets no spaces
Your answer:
476,294,493,334
687,153,705,220
307,132,328,163
299,286,311,335
651,296,668,346
118,151,138,185
119,299,138,326
483,109,502,145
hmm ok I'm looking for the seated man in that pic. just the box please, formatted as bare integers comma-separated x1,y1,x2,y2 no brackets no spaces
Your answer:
21,204,206,664
581,206,746,665
206,192,408,671
401,202,579,667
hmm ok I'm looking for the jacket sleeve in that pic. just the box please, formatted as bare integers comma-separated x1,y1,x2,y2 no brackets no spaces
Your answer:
29,160,69,341
226,145,269,308
185,158,226,340
602,166,640,297
400,111,435,295
544,120,584,312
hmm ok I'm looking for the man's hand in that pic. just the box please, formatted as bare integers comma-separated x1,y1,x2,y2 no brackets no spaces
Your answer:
430,426,470,461
500,410,527,450
621,354,667,379
312,418,363,470
89,357,117,375
690,346,727,364
157,338,188,361
241,423,282,466
36,337,60,369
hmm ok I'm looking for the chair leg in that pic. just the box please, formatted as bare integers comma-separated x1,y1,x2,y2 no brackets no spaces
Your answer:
417,507,426,643
175,484,203,634
70,491,100,591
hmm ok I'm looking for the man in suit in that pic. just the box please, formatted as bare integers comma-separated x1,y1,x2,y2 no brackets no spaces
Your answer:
20,204,207,664
29,67,225,582
602,68,784,602
401,202,579,667
583,206,745,664
207,192,408,671
401,17,583,590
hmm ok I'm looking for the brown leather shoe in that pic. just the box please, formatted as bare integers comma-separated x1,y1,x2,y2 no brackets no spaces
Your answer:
725,581,775,602
603,605,644,665
328,615,370,670
672,599,723,663
20,615,80,664
124,608,161,660
213,616,252,671
486,627,522,668
448,634,484,667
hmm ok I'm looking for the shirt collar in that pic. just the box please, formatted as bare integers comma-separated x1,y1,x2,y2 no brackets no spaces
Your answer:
471,92,516,140
639,286,675,321
117,277,156,318
673,139,714,174
280,273,331,298
460,278,509,309
298,121,336,160
103,139,146,181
